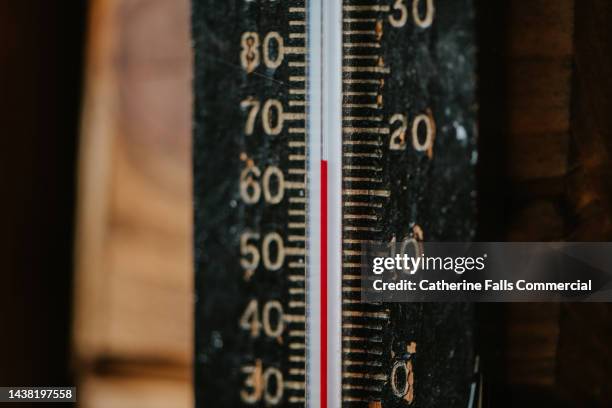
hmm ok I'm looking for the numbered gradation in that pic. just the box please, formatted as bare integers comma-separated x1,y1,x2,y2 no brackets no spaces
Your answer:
193,0,309,407
341,0,478,407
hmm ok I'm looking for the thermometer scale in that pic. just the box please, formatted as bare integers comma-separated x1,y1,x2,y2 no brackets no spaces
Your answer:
193,0,479,407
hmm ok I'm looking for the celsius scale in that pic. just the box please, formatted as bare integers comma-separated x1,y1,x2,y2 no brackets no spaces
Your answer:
193,0,480,406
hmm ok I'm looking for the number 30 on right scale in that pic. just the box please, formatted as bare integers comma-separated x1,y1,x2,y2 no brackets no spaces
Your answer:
389,0,435,29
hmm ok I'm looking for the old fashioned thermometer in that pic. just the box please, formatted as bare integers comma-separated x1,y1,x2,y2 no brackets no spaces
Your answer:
193,0,479,407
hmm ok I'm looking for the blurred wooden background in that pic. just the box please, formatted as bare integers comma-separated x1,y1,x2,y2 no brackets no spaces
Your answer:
73,0,192,406
478,0,612,406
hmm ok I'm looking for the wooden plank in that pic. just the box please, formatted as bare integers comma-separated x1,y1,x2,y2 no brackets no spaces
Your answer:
74,0,192,366
505,304,560,387
556,1,612,406
73,0,192,406
500,2,612,406
478,0,574,400
506,0,574,58
504,0,574,184
501,2,574,390
80,372,191,408
566,0,612,241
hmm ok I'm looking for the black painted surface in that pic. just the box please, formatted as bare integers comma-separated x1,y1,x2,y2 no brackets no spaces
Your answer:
341,0,477,406
194,0,478,406
193,1,308,406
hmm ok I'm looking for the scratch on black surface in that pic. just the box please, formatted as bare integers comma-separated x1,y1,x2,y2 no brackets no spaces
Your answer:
205,53,286,87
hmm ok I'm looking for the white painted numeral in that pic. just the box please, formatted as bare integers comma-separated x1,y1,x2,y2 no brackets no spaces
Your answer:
389,113,408,150
240,360,284,405
388,0,435,28
240,232,286,273
241,98,261,136
240,166,262,204
240,32,260,73
262,99,284,136
411,112,435,157
239,299,285,339
262,32,285,69
240,165,285,204
389,0,408,28
388,112,436,157
241,98,284,136
413,0,435,28
240,31,285,73
240,232,261,272
262,232,285,271
390,342,416,403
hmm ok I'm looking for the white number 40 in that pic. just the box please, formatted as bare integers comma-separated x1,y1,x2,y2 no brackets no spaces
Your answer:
239,299,285,339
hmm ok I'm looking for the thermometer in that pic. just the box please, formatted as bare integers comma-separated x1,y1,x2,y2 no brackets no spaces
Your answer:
193,0,479,406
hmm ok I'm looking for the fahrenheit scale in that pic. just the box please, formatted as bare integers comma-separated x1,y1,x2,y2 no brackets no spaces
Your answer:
193,1,479,407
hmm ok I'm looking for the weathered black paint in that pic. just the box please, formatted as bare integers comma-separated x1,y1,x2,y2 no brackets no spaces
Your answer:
193,0,478,406
193,1,308,406
341,0,477,406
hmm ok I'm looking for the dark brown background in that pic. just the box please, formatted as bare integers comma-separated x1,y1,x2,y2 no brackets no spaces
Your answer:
478,1,612,406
